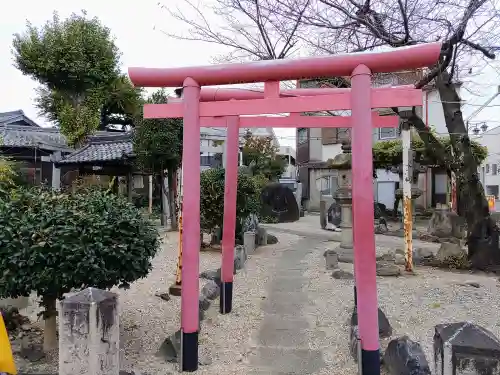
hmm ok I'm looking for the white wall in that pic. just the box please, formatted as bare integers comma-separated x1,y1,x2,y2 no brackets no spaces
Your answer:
309,128,322,160
474,130,500,210
322,143,343,161
422,85,461,135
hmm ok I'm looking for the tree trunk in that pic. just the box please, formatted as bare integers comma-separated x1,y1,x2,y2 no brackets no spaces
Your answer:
167,169,178,231
158,173,165,226
159,169,169,227
42,296,58,352
435,74,500,270
399,72,500,271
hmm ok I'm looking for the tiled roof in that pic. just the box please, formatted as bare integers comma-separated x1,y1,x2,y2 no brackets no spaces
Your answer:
57,132,134,164
0,110,40,127
0,124,70,151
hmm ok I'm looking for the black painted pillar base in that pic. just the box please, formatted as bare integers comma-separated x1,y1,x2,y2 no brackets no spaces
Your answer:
220,281,233,314
361,349,380,375
354,285,357,307
181,331,199,372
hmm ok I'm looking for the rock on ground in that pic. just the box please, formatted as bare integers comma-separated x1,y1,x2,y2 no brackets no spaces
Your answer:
383,336,431,375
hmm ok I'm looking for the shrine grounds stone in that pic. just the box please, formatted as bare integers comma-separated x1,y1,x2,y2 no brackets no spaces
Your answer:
325,250,339,270
351,307,393,338
376,262,401,277
434,322,500,375
201,280,220,300
332,269,354,280
267,234,279,244
59,288,119,375
384,336,431,375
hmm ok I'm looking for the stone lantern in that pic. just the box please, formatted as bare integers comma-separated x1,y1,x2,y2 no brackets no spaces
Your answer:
330,141,353,249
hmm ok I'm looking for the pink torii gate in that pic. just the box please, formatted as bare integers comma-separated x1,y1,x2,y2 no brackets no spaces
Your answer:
129,42,441,374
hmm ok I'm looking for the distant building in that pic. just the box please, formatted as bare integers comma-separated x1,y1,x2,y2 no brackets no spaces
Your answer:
295,72,459,212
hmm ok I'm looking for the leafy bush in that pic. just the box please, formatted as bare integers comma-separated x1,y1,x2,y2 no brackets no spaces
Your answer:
0,157,31,197
0,186,160,350
200,168,259,237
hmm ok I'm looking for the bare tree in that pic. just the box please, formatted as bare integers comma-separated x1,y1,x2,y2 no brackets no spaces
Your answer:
162,0,500,269
159,0,308,62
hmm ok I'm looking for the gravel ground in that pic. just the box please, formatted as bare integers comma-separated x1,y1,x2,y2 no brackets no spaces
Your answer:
13,227,500,374
308,241,500,374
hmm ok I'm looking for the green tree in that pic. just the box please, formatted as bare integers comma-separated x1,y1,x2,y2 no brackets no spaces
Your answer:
12,11,142,145
133,90,183,229
200,168,260,240
242,133,285,181
0,186,160,352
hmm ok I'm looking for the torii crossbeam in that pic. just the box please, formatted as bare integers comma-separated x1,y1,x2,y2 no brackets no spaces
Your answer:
128,42,441,374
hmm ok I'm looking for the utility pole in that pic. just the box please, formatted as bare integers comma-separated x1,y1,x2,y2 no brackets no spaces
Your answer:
400,112,414,272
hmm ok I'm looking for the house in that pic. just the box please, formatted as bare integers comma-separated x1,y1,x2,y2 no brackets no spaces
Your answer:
0,110,72,185
277,145,296,180
474,126,500,210
296,72,457,212
199,126,281,171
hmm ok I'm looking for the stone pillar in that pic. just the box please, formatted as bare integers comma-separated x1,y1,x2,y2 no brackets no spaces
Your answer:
59,288,119,375
51,151,61,191
335,170,353,249
320,200,327,229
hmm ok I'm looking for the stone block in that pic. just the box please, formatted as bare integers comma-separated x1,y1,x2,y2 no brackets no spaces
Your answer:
59,287,119,375
384,336,431,375
434,322,500,375
267,234,278,244
199,295,211,311
234,245,247,270
324,250,339,270
349,324,361,362
244,231,256,255
351,307,392,338
201,280,220,300
256,227,268,247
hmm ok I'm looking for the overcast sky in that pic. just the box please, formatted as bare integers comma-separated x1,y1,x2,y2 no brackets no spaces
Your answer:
1,0,500,147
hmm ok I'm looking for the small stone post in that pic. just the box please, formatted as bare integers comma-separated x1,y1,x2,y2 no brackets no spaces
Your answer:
330,141,353,250
59,288,119,375
320,200,327,229
336,183,353,249
243,231,256,255
51,151,61,191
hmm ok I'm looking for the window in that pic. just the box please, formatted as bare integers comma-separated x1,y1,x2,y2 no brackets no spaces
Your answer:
486,185,499,199
486,164,490,174
318,176,338,197
379,128,397,140
493,164,498,175
297,128,308,144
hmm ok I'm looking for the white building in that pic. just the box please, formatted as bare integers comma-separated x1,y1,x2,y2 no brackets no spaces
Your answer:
199,126,280,170
277,145,297,179
474,126,500,210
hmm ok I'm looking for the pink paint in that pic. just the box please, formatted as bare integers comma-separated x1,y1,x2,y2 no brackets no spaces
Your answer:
264,81,280,98
144,88,422,119
197,85,414,102
351,65,379,351
180,78,201,334
221,115,240,283
128,43,441,87
198,112,399,128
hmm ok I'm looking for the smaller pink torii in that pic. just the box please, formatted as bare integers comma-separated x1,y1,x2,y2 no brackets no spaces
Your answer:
129,42,441,374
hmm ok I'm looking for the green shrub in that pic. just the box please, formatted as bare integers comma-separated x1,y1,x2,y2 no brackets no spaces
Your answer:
0,186,160,350
200,168,259,237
